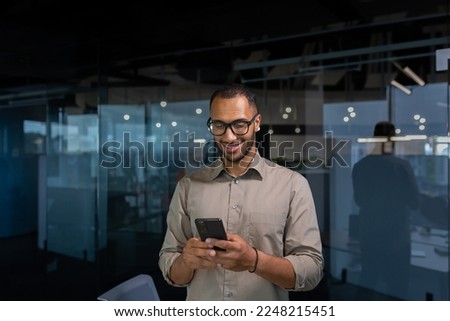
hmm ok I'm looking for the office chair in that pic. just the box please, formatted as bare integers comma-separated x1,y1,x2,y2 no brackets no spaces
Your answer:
97,274,160,301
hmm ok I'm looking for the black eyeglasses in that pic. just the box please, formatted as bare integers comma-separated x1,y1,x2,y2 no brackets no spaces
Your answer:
207,113,259,136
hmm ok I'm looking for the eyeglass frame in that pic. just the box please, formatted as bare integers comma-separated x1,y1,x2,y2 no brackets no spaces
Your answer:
207,113,260,136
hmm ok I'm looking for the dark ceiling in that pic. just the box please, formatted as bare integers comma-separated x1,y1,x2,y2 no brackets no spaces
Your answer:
0,0,448,93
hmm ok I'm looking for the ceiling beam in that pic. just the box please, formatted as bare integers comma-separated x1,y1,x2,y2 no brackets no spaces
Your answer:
234,36,450,71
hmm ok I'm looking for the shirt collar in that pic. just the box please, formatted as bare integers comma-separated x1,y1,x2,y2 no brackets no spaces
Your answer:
208,151,265,181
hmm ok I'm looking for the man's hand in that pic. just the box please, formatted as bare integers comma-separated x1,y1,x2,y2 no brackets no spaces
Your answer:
207,233,296,289
206,233,257,272
168,237,219,285
181,237,220,270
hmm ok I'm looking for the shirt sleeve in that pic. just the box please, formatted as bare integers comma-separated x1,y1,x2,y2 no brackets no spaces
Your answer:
283,173,324,291
158,177,193,286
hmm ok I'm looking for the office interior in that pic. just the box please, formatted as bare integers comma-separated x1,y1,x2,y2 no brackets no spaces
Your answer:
0,1,449,300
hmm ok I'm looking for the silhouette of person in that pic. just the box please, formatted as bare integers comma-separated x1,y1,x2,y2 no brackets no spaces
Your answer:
352,121,420,298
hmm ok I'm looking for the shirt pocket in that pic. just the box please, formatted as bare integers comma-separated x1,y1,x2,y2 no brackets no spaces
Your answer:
248,210,286,257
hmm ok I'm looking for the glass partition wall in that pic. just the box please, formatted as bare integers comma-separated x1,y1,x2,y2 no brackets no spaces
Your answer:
97,101,210,286
324,82,449,300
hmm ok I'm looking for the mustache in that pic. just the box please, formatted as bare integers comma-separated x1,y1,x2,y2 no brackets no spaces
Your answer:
217,140,256,155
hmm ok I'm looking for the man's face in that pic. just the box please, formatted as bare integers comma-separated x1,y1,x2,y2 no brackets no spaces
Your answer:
209,96,261,165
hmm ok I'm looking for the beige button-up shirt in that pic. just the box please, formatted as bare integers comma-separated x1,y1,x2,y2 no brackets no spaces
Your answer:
159,153,323,300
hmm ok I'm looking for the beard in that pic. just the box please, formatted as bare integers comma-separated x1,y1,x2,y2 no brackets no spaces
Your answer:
217,136,256,167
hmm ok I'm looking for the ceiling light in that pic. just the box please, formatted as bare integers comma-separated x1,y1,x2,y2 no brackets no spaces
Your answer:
436,137,450,143
390,135,427,141
403,66,425,86
357,137,389,143
390,80,412,95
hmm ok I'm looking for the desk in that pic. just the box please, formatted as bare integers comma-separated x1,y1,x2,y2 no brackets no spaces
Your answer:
410,227,448,272
323,227,448,272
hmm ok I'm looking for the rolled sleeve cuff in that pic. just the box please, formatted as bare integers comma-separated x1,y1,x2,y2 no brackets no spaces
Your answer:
159,252,188,287
285,254,323,291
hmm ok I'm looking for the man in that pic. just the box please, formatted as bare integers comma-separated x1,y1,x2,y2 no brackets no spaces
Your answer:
352,121,420,297
159,84,323,300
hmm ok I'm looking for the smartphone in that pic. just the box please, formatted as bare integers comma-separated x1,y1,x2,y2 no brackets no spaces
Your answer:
194,218,227,251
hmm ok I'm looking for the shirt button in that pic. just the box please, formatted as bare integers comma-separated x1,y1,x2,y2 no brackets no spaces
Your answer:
232,204,238,209
224,291,233,298
234,179,240,184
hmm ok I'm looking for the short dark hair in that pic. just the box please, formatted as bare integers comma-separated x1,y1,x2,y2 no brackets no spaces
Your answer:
373,121,396,137
209,84,258,112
